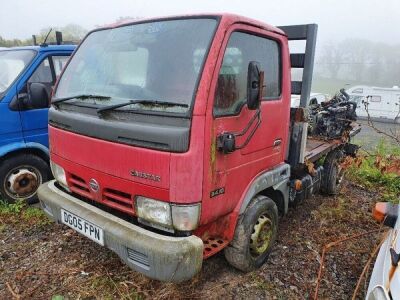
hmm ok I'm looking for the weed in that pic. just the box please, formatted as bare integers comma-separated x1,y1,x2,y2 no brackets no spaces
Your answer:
0,199,50,226
22,206,51,225
347,140,400,201
0,199,26,214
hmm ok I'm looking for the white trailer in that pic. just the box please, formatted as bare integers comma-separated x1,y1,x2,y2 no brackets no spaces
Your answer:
347,85,400,123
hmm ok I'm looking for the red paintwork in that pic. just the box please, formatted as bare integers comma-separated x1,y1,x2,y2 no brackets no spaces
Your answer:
50,14,290,257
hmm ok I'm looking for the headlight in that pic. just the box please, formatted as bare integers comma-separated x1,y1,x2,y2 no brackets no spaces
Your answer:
136,196,173,230
171,204,201,231
50,160,69,191
136,196,201,232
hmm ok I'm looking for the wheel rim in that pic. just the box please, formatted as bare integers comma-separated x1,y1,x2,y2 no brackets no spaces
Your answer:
250,214,274,257
4,165,42,200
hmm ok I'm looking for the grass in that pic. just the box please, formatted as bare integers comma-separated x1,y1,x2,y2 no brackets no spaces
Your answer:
0,199,51,226
87,275,142,300
347,140,400,202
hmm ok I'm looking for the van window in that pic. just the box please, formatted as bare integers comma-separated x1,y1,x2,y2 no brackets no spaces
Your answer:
352,88,363,93
52,56,70,78
369,96,381,102
28,58,53,83
214,31,281,116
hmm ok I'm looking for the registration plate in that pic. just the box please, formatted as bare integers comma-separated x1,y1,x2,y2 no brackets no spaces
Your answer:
61,209,104,246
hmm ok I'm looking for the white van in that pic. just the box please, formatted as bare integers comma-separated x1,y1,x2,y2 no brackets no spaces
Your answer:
347,85,400,123
291,92,330,107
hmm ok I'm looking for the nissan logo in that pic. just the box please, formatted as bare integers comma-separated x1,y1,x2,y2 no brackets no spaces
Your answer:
89,179,99,192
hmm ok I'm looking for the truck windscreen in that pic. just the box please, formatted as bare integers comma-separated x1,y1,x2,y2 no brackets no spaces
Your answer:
0,50,36,95
54,18,218,114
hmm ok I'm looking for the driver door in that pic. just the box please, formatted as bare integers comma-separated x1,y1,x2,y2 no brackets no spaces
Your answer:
17,55,69,147
209,27,286,217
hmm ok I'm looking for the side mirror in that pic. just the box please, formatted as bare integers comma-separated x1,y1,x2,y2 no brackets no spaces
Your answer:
28,83,49,109
247,61,263,110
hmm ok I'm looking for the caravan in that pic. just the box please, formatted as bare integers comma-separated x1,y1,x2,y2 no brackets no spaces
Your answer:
347,85,400,123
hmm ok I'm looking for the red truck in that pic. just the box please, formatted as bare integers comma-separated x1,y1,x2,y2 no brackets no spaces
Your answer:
38,14,360,282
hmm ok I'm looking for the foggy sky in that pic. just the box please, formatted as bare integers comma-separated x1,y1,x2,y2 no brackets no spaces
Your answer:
1,0,399,45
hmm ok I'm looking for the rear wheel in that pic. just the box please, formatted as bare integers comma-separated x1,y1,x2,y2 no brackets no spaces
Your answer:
224,195,278,272
321,149,345,195
0,154,50,204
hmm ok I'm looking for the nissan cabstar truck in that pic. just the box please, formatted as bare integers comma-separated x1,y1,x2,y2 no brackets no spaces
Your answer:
38,14,360,282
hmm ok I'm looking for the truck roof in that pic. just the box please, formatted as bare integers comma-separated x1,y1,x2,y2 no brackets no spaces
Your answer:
99,13,286,36
0,44,75,53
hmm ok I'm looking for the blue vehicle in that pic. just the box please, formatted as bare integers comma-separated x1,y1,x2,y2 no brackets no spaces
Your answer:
0,44,75,203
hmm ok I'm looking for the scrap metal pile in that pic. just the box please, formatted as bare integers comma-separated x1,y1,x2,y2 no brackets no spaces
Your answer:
308,89,357,140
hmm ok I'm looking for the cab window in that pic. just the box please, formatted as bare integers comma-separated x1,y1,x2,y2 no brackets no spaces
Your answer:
214,31,281,116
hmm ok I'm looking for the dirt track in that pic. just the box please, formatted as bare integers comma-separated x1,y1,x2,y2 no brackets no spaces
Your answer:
0,181,384,299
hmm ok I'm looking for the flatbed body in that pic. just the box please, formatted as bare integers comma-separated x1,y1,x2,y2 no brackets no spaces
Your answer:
305,122,361,162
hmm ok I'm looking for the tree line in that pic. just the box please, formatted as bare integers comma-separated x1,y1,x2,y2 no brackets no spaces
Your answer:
316,39,400,87
2,23,399,89
0,24,87,47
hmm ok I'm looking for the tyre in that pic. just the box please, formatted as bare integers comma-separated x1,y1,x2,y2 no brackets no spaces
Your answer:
321,149,345,195
0,154,50,204
224,195,278,272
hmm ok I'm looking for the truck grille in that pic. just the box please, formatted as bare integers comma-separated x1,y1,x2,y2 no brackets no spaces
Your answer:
67,173,134,215
69,174,91,198
102,188,134,215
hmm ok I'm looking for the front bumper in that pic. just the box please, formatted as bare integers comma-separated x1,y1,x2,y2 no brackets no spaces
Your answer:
37,180,204,282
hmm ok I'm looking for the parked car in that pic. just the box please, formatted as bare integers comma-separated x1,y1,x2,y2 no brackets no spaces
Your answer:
0,44,75,203
367,202,400,299
346,85,400,123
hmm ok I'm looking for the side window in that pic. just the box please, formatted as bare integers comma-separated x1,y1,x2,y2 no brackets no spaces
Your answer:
28,57,53,84
369,96,381,102
52,56,70,78
214,31,281,116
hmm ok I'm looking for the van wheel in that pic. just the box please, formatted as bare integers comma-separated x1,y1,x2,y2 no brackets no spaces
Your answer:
0,154,50,204
224,195,278,272
321,149,345,195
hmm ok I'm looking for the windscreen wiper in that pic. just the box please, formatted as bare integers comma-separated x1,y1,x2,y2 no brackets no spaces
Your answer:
52,94,111,105
96,99,188,115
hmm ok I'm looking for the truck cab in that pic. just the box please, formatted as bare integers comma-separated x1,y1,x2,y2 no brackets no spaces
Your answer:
38,14,359,282
0,44,75,203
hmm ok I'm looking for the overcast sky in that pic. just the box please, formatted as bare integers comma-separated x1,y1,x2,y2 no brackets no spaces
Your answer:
1,0,399,45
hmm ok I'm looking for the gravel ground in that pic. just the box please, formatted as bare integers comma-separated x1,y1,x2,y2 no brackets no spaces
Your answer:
354,119,400,149
0,181,384,299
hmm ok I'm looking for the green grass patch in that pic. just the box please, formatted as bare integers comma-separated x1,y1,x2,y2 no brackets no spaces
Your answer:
0,199,26,214
0,199,50,226
347,140,400,202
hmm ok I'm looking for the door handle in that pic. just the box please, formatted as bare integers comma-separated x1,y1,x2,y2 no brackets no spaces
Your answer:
274,139,282,146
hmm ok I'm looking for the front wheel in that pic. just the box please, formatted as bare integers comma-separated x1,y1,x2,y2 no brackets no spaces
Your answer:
0,154,50,204
224,195,278,272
